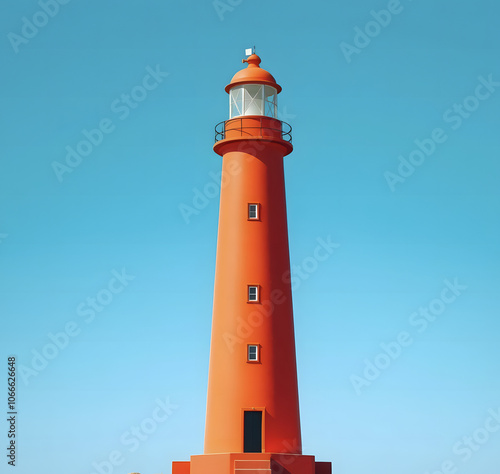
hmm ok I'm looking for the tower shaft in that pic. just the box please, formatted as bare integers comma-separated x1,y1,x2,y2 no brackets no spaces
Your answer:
205,137,301,454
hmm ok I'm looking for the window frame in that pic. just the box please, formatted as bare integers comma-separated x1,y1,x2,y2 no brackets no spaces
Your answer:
247,344,260,362
248,203,260,221
247,285,260,303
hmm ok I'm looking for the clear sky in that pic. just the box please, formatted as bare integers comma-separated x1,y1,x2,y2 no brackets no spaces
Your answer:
1,1,499,474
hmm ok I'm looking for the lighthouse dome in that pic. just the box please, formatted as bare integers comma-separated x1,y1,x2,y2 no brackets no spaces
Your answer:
225,54,282,93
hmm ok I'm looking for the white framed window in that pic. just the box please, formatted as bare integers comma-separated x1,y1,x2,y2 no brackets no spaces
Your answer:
247,344,259,362
248,203,259,220
229,85,277,118
264,85,277,118
248,285,259,302
230,87,243,118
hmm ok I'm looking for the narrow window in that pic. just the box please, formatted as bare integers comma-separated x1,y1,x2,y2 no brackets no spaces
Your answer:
247,345,259,362
248,285,259,302
248,203,259,220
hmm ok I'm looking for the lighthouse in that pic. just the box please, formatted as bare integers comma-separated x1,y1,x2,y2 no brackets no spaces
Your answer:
172,52,332,474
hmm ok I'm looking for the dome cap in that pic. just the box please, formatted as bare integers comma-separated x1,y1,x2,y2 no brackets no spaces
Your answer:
225,54,282,93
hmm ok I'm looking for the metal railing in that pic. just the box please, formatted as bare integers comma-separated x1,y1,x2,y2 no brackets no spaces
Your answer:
214,117,292,144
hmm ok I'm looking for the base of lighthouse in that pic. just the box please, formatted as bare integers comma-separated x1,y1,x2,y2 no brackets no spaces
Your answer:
172,453,332,474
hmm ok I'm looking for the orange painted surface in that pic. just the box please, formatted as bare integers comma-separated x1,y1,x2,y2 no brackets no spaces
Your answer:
205,133,301,454
172,461,190,474
180,453,330,474
225,54,282,93
171,53,332,474
315,461,333,474
190,454,232,474
205,55,301,455
190,453,317,474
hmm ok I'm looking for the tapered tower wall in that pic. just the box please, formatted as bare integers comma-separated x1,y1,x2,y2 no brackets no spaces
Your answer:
205,139,301,454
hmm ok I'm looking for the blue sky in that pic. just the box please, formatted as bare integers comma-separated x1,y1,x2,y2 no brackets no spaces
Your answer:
1,1,499,473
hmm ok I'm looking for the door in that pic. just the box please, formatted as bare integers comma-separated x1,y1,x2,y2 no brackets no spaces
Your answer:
243,410,262,453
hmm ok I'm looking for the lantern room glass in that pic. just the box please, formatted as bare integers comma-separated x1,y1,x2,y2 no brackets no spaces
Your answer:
229,85,277,118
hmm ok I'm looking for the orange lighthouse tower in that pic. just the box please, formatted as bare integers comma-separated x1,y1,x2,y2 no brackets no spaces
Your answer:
172,51,331,474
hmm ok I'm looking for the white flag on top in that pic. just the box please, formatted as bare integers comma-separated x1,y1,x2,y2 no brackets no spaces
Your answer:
245,48,253,56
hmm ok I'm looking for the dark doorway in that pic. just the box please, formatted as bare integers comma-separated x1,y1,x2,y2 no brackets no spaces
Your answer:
243,410,262,453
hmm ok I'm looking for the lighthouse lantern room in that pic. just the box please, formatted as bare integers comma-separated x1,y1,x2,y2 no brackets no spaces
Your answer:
229,83,277,118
